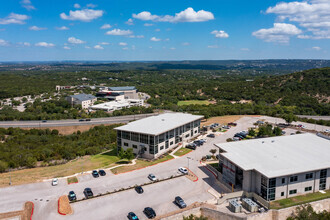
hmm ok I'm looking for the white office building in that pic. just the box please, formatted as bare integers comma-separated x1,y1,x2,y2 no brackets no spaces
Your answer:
215,133,330,201
115,113,203,159
90,99,144,112
66,94,97,109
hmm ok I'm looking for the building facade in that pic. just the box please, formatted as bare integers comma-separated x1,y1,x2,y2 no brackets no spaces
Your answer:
216,133,330,201
66,94,97,109
108,86,138,99
115,113,203,159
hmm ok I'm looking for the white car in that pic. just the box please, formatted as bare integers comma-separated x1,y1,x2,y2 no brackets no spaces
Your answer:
52,178,58,186
178,167,188,174
148,174,157,181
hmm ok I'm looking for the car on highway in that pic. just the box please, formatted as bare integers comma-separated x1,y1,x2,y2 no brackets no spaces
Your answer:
135,186,144,194
83,188,93,198
68,191,76,201
178,167,188,175
79,119,85,122
143,207,156,219
52,178,58,186
175,196,187,209
86,118,91,121
148,174,157,181
92,170,99,178
127,212,139,220
42,120,47,123
98,170,106,176
207,134,215,138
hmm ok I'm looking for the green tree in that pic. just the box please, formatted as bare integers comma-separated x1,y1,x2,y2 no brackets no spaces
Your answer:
118,147,125,159
183,214,208,220
209,149,217,156
0,160,8,172
282,113,297,124
248,128,256,136
287,204,330,220
125,148,135,161
273,127,282,136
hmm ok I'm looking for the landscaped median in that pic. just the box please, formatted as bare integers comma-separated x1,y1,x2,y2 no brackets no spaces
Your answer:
173,148,192,157
69,173,185,204
270,190,330,209
111,155,174,174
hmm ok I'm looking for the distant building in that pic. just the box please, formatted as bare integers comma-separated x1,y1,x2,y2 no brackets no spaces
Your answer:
96,91,125,101
115,113,203,159
215,133,330,201
108,86,138,99
66,93,97,109
90,99,144,112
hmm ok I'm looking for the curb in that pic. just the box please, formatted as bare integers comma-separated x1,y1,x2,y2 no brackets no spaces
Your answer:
68,181,78,185
186,168,198,182
58,199,66,216
200,161,217,178
113,157,175,175
28,201,34,220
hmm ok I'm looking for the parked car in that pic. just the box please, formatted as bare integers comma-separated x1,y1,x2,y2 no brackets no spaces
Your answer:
98,170,106,176
68,191,76,201
200,139,207,143
222,125,230,129
52,178,58,186
83,188,93,198
186,143,196,150
135,186,144,194
233,137,240,141
228,122,237,126
178,167,188,174
175,196,187,209
143,207,156,219
92,170,99,178
193,140,203,146
207,134,215,138
127,212,139,220
148,174,157,181
325,129,330,133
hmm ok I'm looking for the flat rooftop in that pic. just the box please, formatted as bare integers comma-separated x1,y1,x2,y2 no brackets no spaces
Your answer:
216,133,330,178
115,113,203,135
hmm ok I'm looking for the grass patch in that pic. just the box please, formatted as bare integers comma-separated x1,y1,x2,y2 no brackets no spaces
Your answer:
0,149,120,187
270,190,330,209
177,100,211,106
111,155,174,174
67,176,78,184
174,148,192,157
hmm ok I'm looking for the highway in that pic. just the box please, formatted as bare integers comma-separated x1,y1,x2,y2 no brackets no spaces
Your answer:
0,113,158,128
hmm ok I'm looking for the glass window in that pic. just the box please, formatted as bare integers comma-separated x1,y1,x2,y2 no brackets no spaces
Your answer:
132,144,137,149
122,131,130,140
305,186,312,192
160,145,164,150
124,142,128,147
305,173,313,179
169,129,174,138
269,178,276,188
140,134,149,144
131,132,139,142
154,145,158,154
149,135,154,145
149,145,154,154
290,176,298,182
282,178,285,184
165,140,169,149
159,133,165,143
170,141,173,145
289,189,297,195
281,192,284,196
320,169,327,178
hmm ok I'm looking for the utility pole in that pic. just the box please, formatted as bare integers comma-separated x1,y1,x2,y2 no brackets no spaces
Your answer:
9,168,11,186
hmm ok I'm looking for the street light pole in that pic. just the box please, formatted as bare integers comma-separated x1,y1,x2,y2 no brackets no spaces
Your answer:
9,168,11,186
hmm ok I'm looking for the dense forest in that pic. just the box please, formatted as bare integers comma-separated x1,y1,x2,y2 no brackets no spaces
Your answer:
0,65,329,120
0,125,118,172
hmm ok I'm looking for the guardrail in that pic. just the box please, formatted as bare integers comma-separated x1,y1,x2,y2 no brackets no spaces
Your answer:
70,173,185,203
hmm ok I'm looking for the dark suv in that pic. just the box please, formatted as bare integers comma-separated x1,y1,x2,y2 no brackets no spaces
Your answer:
92,170,99,178
98,170,106,176
135,186,144,194
83,188,93,198
143,207,156,219
68,191,76,201
127,212,139,220
175,196,187,209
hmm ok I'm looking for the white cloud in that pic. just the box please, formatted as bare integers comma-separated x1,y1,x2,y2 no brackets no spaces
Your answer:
164,38,170,41
99,42,110,45
182,42,190,46
126,18,134,25
86,4,97,8
105,29,133,35
144,23,154,26
100,24,111,29
85,46,91,49
170,47,176,50
241,48,250,51
150,37,161,42
0,13,29,25
0,39,9,46
129,35,144,38
252,23,302,43
312,46,321,50
122,47,129,50
155,28,160,32
211,30,229,38
74,3,80,9
56,26,69,30
94,45,104,50
21,0,35,10
63,46,71,50
119,42,128,46
29,26,47,31
133,7,214,23
68,37,86,44
60,9,104,22
18,42,30,47
265,0,330,39
35,42,55,47
207,45,218,48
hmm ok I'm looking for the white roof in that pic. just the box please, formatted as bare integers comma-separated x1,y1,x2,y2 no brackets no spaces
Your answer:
115,113,203,135
216,133,330,178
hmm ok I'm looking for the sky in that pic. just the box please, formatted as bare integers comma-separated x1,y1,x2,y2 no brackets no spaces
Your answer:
0,0,329,61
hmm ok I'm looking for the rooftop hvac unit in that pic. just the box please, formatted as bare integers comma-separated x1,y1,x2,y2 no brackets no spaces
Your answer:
242,198,258,212
229,199,242,213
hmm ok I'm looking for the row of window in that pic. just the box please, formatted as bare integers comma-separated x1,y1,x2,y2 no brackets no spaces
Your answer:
287,186,312,196
123,141,174,154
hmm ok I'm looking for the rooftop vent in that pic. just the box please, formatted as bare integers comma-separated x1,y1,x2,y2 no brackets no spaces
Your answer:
262,141,265,143
272,140,275,143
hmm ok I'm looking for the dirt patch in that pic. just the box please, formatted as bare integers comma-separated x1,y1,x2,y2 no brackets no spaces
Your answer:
58,195,73,215
185,170,198,182
201,115,246,127
0,201,33,220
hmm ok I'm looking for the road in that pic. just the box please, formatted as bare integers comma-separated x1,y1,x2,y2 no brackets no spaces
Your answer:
0,116,328,220
296,115,330,121
0,113,158,128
